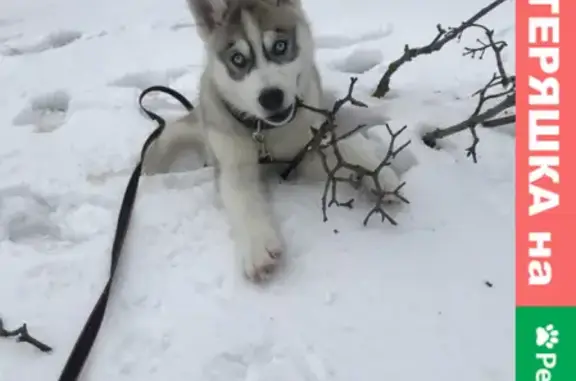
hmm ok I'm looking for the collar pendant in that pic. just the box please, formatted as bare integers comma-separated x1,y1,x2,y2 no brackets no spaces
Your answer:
252,120,272,161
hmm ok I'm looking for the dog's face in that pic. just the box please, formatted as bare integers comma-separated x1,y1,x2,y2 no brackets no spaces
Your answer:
187,0,314,126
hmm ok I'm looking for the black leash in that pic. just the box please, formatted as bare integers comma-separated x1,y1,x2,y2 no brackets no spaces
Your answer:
57,86,193,381
56,85,309,381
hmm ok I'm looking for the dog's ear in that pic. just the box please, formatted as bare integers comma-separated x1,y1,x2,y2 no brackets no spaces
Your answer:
186,0,227,39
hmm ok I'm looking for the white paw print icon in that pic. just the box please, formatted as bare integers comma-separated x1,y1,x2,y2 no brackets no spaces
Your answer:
536,324,560,349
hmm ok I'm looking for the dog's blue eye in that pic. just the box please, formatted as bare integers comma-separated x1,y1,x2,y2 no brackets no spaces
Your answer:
231,52,247,68
272,40,288,55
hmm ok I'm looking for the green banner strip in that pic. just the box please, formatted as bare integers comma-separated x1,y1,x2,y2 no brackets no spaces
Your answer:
517,307,576,381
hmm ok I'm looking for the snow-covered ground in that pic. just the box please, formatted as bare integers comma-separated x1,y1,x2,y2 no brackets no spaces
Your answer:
0,0,515,380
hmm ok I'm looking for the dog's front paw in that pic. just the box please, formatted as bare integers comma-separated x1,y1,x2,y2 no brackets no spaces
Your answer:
242,229,283,282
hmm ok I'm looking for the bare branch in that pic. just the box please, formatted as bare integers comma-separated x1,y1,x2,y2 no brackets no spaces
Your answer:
315,120,410,224
372,0,509,98
482,114,515,127
410,4,515,162
463,23,510,86
0,317,53,353
319,123,366,148
363,182,408,226
422,74,515,162
280,77,367,180
285,77,410,225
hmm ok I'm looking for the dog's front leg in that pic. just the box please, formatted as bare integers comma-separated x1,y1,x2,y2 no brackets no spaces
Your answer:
219,165,283,281
209,131,283,281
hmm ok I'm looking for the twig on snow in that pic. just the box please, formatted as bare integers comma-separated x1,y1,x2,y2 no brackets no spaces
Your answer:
371,0,510,98
422,74,515,162
280,77,368,180
0,317,53,353
463,23,510,87
314,123,410,225
414,6,515,162
482,114,515,127
293,77,410,225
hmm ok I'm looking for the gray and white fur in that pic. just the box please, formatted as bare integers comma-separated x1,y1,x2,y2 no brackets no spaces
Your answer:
144,0,403,281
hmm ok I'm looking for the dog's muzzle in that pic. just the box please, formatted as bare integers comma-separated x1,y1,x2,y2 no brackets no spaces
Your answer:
265,102,296,126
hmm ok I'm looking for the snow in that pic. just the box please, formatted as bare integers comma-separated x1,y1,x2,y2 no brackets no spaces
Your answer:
0,0,515,380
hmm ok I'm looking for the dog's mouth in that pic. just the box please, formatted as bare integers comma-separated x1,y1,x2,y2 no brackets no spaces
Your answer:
264,103,296,126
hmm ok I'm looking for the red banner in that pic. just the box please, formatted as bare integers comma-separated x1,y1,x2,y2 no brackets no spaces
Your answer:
516,0,576,307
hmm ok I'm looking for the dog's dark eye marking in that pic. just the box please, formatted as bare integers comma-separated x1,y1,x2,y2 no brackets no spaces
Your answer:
264,28,298,64
218,42,255,81
271,39,288,55
230,52,248,68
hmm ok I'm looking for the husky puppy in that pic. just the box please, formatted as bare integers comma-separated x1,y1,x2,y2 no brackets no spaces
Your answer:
144,0,403,281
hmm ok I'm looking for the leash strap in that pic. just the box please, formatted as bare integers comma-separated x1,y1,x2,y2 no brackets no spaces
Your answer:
57,86,193,381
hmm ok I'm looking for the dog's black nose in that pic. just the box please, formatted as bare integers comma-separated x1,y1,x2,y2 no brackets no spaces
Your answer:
258,87,284,111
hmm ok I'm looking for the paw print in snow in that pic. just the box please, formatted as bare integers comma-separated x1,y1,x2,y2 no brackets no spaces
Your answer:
536,324,559,349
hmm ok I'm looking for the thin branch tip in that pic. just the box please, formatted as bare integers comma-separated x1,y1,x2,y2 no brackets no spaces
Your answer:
0,317,53,353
